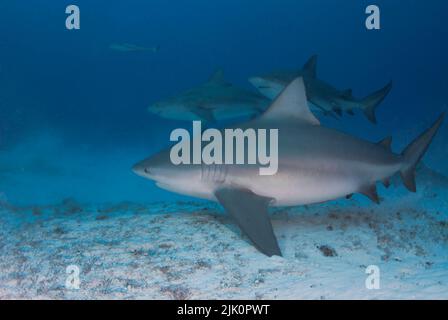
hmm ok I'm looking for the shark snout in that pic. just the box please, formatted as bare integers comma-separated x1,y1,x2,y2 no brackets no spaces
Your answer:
132,161,151,178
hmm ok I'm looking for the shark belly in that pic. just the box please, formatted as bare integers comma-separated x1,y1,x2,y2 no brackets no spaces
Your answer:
228,159,401,206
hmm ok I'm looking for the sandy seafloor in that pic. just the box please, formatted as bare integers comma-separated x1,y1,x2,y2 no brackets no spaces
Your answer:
0,165,447,300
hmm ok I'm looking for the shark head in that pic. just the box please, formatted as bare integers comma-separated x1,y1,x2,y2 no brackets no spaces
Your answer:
248,76,285,100
132,150,205,195
249,71,299,100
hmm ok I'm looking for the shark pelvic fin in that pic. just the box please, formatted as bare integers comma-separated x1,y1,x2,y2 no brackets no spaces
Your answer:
377,136,392,151
302,55,317,78
215,187,281,257
260,77,320,125
359,184,380,204
382,178,391,188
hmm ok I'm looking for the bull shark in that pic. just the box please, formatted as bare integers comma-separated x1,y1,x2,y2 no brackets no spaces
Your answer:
109,43,160,53
133,77,443,257
249,55,393,123
147,70,270,122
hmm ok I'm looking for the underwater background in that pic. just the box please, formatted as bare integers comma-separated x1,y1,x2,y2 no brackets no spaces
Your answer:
1,0,447,205
0,0,448,299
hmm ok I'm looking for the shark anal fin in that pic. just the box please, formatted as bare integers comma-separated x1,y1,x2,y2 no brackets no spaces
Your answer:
377,136,392,151
359,184,380,204
214,188,281,257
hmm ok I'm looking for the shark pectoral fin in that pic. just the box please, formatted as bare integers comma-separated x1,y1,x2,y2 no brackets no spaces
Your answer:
192,107,215,122
214,188,282,257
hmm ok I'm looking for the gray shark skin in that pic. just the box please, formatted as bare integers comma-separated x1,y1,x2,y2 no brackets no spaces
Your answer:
133,78,443,257
249,55,392,123
148,70,270,122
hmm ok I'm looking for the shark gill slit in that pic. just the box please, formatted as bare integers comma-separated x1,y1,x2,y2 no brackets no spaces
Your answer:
201,163,227,183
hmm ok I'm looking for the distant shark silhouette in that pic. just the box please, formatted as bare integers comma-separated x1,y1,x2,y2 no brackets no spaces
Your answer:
147,69,270,122
109,43,160,53
249,55,392,123
134,77,443,257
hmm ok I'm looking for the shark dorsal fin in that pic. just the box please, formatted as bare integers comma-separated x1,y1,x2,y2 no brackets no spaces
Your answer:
260,77,320,125
302,55,317,78
208,69,226,84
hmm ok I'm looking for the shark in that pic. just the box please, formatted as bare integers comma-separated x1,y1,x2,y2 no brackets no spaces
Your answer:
147,70,270,122
133,77,443,257
109,43,160,53
249,55,393,123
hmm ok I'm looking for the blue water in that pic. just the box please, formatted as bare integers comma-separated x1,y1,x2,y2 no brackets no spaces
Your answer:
0,0,447,205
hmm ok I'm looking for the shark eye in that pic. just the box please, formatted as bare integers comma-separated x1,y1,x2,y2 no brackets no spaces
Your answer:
144,168,151,174
258,85,271,89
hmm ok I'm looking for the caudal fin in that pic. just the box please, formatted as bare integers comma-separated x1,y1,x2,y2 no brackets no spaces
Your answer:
400,113,445,192
362,81,393,124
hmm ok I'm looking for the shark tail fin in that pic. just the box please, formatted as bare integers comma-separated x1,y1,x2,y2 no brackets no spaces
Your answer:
400,113,444,192
361,81,393,124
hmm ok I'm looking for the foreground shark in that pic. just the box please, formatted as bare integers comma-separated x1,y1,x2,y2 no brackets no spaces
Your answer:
133,77,443,256
148,70,270,122
109,43,160,53
249,55,392,123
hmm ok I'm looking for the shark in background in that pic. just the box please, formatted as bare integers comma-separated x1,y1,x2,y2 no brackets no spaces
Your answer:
147,70,270,122
249,55,393,123
133,77,443,257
